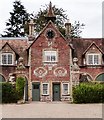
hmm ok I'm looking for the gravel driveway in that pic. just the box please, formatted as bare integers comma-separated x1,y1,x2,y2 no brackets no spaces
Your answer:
1,102,103,118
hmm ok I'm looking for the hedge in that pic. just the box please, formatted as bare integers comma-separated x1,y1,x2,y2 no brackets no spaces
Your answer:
1,82,18,103
16,77,25,100
73,82,104,103
0,77,25,103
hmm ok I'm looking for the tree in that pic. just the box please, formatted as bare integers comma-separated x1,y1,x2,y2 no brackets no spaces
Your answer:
2,0,30,37
71,21,85,38
2,2,84,38
16,77,25,100
28,4,85,38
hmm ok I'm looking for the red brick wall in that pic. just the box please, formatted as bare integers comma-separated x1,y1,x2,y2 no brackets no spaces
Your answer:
30,23,71,82
80,67,104,80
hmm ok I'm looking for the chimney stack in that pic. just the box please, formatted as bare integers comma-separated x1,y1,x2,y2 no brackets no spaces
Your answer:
65,19,71,39
29,19,35,36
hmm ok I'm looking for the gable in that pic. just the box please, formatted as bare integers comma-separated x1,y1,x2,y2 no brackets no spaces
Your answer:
1,42,18,55
83,42,103,55
28,20,72,49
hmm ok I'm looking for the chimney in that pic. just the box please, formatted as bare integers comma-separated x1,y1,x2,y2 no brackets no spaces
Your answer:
65,19,71,39
29,19,35,36
28,19,35,41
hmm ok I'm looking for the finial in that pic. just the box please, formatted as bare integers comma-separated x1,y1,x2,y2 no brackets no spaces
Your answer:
45,1,56,22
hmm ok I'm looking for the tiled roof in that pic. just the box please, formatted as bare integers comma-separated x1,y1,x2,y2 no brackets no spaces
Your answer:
71,38,103,65
0,37,29,54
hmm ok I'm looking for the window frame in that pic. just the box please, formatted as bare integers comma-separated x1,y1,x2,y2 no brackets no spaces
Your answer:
43,50,58,63
1,53,13,65
62,83,69,95
87,53,101,65
42,83,49,95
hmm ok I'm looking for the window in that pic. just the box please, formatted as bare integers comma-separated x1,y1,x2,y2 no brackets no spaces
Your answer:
1,53,13,65
42,83,49,95
62,83,69,95
95,73,104,82
43,51,58,63
46,29,55,39
87,54,101,65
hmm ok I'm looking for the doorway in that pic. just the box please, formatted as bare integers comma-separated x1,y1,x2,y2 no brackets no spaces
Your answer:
32,83,40,101
53,83,60,101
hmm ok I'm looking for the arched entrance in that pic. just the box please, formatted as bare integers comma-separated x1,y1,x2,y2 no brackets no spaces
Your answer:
79,73,92,82
95,73,104,82
24,77,28,101
0,74,6,82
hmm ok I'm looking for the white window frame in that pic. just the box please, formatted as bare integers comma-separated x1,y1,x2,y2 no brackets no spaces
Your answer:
43,50,58,63
62,83,69,95
42,83,49,95
87,53,101,65
1,53,13,65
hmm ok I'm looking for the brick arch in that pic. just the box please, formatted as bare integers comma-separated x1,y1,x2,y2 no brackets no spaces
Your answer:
24,76,28,101
79,72,93,82
95,73,104,81
0,74,6,82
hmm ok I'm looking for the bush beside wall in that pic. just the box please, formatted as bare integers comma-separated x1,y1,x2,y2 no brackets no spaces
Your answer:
1,82,18,103
16,77,25,100
73,82,104,103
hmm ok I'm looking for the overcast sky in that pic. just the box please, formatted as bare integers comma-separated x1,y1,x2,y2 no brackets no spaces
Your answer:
0,0,103,38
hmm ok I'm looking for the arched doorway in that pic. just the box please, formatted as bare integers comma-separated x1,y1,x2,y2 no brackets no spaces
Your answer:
24,77,28,101
95,73,104,82
0,74,6,82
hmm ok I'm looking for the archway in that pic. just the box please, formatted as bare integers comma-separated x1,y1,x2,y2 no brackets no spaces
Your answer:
79,73,93,82
24,77,28,101
0,74,6,82
95,73,104,82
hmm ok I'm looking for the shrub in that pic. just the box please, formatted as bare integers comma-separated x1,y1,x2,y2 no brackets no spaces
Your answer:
16,77,25,100
73,82,104,103
1,82,18,103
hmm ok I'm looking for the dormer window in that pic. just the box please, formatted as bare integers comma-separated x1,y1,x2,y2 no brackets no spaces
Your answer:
1,53,13,65
87,54,101,65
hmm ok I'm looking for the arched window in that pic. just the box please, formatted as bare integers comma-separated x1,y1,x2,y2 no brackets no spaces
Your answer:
95,73,104,81
0,74,6,82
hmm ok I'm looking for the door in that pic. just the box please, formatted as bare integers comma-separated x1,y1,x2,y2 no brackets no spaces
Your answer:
32,83,40,101
53,83,60,101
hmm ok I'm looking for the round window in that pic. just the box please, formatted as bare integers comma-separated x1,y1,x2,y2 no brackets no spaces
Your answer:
46,29,55,39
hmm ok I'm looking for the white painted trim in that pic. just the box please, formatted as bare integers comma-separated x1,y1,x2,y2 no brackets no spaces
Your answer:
54,67,67,77
1,53,14,65
62,83,69,95
43,50,58,63
34,67,47,78
86,53,101,65
42,83,49,95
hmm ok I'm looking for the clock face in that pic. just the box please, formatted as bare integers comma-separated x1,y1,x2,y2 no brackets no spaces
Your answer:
46,29,55,39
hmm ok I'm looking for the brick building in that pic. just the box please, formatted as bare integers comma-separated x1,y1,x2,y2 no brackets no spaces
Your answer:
0,2,104,101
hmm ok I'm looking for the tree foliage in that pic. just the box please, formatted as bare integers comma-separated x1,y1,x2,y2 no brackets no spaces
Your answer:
16,77,25,100
2,0,30,37
1,82,18,103
30,5,67,36
2,1,85,38
26,4,85,38
73,82,104,103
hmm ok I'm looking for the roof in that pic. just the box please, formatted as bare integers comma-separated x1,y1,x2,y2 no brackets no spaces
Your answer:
27,20,72,50
46,1,56,18
71,38,103,65
0,37,29,54
1,42,19,55
45,2,56,22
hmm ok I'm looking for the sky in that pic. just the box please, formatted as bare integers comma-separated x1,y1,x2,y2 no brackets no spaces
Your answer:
0,0,103,38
